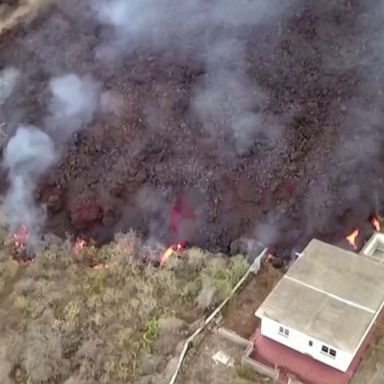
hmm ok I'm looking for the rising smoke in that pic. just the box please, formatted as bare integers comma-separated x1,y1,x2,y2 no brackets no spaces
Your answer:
46,73,101,144
3,0,380,255
92,0,300,246
96,0,296,155
2,73,101,245
300,0,384,241
3,125,56,243
0,67,20,105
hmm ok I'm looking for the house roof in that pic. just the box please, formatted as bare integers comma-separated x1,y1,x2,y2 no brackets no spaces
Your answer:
255,238,384,354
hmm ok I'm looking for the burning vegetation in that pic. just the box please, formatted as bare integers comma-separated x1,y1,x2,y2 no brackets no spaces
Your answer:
9,224,35,264
159,241,186,267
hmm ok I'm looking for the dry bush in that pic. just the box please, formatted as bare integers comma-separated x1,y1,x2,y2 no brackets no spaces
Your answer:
23,323,68,383
0,344,11,384
197,274,216,309
0,229,249,383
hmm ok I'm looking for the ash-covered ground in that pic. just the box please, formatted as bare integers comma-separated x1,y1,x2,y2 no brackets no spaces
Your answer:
1,0,384,257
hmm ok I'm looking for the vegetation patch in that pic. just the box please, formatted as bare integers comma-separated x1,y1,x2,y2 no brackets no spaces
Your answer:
0,231,249,384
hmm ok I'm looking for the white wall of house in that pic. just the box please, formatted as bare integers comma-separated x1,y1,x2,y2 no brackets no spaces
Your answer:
260,316,353,372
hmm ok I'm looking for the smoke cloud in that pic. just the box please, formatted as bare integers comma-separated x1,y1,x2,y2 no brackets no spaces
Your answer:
2,72,101,245
96,0,296,155
0,67,20,105
46,73,101,143
3,125,55,242
300,0,384,240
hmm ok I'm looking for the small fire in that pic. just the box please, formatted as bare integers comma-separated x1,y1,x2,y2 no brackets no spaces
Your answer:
266,253,275,262
346,228,360,250
370,214,381,232
11,224,35,264
160,242,185,266
12,224,29,249
89,260,108,270
73,237,87,253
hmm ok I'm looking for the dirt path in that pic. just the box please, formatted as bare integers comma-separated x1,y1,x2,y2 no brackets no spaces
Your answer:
222,262,283,338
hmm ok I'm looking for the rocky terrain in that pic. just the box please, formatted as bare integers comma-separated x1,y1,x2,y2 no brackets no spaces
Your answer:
0,0,383,258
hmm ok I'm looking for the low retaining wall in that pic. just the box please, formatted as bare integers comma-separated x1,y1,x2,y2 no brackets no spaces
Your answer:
242,344,279,381
217,327,251,348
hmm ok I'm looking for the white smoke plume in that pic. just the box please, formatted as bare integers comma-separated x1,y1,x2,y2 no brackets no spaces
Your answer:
3,73,101,245
3,125,56,243
0,67,20,104
96,0,296,155
46,73,101,142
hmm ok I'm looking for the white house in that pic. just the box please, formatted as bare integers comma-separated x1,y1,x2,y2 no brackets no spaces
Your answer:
255,238,384,372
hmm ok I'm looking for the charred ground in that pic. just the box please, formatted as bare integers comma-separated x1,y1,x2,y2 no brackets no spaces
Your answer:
0,0,383,256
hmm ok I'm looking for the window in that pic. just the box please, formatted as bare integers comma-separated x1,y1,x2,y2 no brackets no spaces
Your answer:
278,326,289,337
308,340,313,347
321,345,337,358
321,346,329,353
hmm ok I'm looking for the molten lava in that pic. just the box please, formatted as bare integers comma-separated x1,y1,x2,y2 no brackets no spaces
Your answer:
346,228,360,250
160,242,185,266
370,214,381,232
170,195,196,234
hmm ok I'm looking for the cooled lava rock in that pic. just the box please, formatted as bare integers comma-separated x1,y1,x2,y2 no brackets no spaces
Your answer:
70,201,104,230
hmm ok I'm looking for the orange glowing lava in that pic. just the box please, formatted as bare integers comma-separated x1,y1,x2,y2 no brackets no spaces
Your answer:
160,242,185,266
370,215,381,232
346,228,360,250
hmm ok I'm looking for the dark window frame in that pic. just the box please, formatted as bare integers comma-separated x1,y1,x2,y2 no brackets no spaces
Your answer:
321,345,337,359
278,326,289,337
321,345,329,353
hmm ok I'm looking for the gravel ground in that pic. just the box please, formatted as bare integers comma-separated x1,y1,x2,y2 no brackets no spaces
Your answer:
0,0,383,257
177,331,267,384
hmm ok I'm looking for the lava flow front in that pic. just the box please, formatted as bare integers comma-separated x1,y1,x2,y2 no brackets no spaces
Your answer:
346,228,360,250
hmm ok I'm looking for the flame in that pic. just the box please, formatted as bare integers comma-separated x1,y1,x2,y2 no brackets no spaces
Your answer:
10,225,35,264
370,214,381,232
89,260,108,270
346,228,360,250
160,246,175,266
12,224,29,249
160,242,185,266
73,237,87,253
